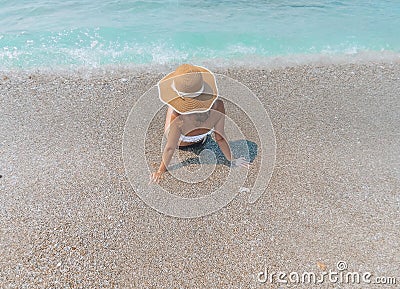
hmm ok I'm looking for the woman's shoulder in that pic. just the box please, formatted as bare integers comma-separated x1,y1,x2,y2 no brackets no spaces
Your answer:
212,99,225,112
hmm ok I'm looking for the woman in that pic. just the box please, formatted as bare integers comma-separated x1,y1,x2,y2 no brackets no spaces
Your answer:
150,64,250,183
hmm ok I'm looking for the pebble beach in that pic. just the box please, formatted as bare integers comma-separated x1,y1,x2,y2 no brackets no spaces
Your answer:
1,61,399,287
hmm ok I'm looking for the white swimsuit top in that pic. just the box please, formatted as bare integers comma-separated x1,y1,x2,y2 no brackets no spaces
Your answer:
179,129,214,143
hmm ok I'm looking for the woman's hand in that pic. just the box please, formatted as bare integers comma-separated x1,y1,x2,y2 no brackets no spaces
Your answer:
149,170,164,184
230,157,251,168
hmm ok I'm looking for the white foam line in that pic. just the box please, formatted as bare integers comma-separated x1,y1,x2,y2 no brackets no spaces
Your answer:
1,50,400,75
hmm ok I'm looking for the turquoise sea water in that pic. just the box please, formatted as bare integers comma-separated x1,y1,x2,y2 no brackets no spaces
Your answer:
1,0,399,70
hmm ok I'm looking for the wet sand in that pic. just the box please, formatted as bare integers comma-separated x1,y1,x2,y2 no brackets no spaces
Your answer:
1,62,399,288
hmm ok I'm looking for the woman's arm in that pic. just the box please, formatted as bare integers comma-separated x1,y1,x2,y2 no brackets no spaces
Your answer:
164,106,179,133
150,116,181,183
213,101,232,161
214,101,250,168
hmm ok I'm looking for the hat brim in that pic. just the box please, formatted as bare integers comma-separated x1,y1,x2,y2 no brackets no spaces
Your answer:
157,65,218,114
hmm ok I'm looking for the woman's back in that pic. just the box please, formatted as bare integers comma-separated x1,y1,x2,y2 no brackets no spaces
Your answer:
178,100,223,136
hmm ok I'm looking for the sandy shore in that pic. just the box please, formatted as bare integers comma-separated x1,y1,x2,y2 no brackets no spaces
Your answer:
1,61,399,288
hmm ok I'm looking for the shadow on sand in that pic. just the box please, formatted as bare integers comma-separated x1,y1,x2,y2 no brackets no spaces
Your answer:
168,135,258,171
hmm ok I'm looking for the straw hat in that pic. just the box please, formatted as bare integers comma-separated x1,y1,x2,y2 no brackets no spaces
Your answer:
158,64,218,114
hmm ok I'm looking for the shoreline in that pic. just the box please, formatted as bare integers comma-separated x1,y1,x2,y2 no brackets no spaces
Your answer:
2,50,400,75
